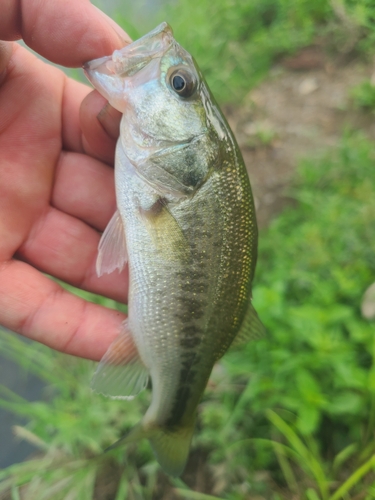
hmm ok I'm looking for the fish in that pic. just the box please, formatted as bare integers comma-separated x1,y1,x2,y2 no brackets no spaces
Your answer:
83,22,265,477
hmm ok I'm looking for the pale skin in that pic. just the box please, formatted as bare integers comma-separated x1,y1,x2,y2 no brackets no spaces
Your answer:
0,0,132,361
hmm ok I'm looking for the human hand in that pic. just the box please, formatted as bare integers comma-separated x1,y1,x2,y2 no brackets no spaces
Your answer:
0,0,131,361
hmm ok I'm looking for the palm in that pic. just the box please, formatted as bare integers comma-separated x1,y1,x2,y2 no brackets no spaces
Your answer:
0,1,131,360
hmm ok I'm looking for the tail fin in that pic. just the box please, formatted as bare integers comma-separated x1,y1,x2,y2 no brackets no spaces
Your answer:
149,425,194,477
105,421,194,477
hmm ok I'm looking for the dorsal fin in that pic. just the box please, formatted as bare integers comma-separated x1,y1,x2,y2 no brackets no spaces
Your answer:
229,302,266,351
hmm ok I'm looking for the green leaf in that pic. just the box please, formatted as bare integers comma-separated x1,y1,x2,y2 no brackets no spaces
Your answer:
333,444,358,474
306,488,321,500
296,405,320,435
267,410,329,499
329,455,375,500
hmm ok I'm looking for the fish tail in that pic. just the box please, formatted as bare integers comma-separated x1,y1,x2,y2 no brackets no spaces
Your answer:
148,423,194,477
105,420,194,477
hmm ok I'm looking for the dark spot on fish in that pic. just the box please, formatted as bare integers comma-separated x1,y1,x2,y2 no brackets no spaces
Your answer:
177,297,202,311
181,324,200,335
165,352,200,427
190,309,205,320
165,386,192,428
139,197,167,218
180,335,201,349
180,324,202,349
183,170,202,188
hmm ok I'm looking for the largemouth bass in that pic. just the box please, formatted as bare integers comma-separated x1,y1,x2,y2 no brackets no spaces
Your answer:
84,22,265,477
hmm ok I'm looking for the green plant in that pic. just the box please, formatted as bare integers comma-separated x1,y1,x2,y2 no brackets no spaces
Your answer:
193,129,375,497
262,410,375,499
351,79,375,110
0,328,157,499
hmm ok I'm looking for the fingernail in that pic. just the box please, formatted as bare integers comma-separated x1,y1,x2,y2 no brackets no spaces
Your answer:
92,5,132,46
97,103,122,140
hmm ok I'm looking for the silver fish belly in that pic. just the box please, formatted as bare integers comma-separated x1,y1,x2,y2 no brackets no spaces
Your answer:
84,22,264,476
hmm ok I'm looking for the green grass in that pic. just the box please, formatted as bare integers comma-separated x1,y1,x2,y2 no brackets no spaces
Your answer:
351,79,375,110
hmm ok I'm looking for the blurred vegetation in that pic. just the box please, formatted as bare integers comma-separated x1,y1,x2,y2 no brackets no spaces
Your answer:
351,79,375,110
2,0,375,498
150,0,375,102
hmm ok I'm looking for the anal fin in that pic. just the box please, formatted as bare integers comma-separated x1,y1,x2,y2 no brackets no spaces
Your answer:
96,209,128,277
91,320,148,399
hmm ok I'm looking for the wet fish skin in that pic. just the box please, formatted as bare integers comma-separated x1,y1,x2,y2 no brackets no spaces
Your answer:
84,22,264,476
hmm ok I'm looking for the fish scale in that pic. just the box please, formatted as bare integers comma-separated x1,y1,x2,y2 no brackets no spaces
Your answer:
84,21,264,476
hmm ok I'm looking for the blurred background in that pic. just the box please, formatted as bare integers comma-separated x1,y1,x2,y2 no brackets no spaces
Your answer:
1,0,375,498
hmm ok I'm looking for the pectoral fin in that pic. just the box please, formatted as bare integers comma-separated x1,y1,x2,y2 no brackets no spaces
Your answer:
91,320,148,399
139,198,190,261
96,209,128,277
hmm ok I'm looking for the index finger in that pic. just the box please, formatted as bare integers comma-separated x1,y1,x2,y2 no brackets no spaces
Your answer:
0,0,130,66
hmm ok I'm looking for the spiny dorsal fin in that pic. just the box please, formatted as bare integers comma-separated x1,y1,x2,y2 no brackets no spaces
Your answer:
91,320,148,399
96,209,128,277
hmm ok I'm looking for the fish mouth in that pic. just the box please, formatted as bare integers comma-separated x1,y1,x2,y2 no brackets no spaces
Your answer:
83,22,174,107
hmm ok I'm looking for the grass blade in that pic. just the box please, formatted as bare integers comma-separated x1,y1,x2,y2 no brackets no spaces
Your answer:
266,410,329,499
273,442,299,494
333,444,358,474
13,425,49,451
171,478,222,500
329,454,375,500
306,488,321,500
10,485,21,500
114,472,129,500
174,490,223,500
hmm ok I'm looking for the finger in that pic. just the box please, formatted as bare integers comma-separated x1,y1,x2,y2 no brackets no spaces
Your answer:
80,90,121,164
1,0,131,66
61,76,91,153
17,207,129,304
97,101,122,141
0,45,64,262
0,260,125,360
52,151,116,231
0,41,12,85
1,4,124,160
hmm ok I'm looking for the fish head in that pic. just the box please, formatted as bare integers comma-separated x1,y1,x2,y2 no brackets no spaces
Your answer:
84,22,228,195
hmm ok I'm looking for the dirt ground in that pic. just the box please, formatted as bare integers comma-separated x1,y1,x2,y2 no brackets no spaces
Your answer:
225,48,375,229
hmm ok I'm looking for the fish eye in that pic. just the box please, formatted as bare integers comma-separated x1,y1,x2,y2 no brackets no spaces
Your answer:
169,68,196,98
